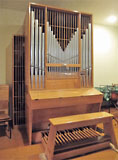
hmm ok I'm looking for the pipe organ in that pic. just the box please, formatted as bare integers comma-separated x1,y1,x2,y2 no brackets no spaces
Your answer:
24,3,104,152
25,3,93,90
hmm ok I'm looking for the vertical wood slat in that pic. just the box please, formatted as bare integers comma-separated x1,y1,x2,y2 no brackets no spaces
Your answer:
13,35,25,125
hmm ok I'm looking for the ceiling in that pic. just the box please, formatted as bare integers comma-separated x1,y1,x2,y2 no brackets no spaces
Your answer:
0,0,118,26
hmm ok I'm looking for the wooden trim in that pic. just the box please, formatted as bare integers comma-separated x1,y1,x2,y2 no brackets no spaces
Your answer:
49,112,113,126
46,63,81,67
30,2,80,14
80,12,92,16
54,142,110,160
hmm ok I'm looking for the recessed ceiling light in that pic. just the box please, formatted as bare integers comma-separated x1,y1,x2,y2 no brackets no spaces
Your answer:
107,15,117,23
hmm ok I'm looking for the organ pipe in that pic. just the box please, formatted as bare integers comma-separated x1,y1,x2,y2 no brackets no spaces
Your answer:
30,7,92,88
39,26,42,88
42,32,45,88
30,11,34,88
88,23,92,86
35,19,38,88
85,28,89,87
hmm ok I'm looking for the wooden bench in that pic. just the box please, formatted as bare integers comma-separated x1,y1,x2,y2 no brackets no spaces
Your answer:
41,112,117,160
0,85,9,115
0,85,12,138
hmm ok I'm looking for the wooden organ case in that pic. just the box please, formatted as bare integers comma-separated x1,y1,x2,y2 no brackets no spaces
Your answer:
24,3,104,150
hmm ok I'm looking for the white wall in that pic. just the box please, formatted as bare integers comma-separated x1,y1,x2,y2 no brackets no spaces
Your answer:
0,8,25,84
93,24,118,87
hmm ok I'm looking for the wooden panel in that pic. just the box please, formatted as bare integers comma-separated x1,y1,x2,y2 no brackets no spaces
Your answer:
45,79,80,89
29,88,102,100
0,85,9,115
0,101,8,114
54,142,110,160
32,104,100,131
24,4,31,92
0,85,9,101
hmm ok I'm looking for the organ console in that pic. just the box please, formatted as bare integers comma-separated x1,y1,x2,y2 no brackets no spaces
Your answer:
24,3,114,158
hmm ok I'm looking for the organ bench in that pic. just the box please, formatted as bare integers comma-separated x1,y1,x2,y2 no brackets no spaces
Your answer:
41,112,117,160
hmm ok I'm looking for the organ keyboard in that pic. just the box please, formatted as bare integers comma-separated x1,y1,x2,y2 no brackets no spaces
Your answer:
40,112,117,160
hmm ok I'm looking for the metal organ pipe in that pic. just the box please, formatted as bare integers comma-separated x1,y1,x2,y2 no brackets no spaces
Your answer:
42,32,45,88
39,26,42,88
35,19,38,88
83,34,86,87
81,38,83,86
47,22,50,74
88,23,92,86
76,28,79,65
47,22,51,70
30,11,35,88
85,29,89,87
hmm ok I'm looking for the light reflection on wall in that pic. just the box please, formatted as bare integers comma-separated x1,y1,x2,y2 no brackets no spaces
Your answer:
94,26,112,54
93,24,118,86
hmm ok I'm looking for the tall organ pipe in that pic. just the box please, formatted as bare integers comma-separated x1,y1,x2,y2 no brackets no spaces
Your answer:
35,19,38,88
47,22,51,71
88,23,92,86
39,26,42,88
30,11,35,88
83,34,86,87
85,29,89,87
53,34,56,76
76,28,79,65
81,38,83,86
47,22,49,63
42,33,45,88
